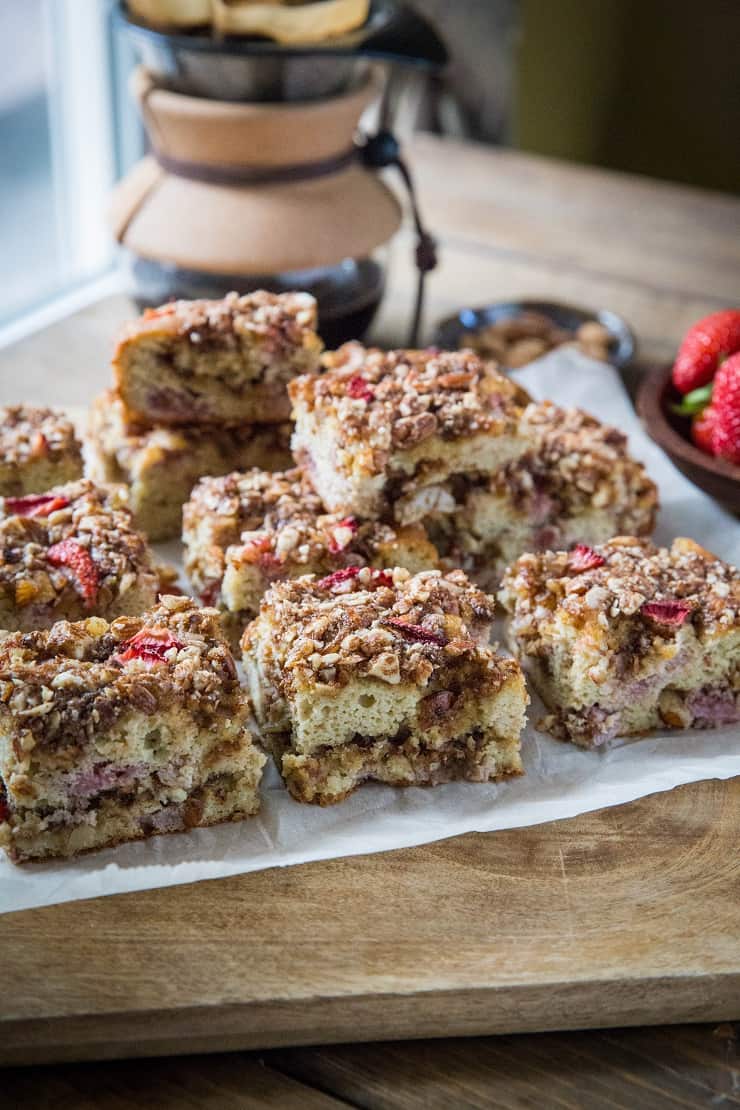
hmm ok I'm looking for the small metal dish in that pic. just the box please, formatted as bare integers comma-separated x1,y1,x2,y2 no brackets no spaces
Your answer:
433,299,636,370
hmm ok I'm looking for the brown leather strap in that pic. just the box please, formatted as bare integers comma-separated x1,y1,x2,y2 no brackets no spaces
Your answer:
153,145,358,187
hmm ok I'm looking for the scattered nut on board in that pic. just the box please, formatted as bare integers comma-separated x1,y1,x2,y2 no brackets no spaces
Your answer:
462,312,614,368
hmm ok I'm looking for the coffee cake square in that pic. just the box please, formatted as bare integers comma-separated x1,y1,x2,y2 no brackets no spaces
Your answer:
242,568,528,804
0,479,160,632
499,537,739,747
87,390,293,541
436,402,658,589
0,404,83,497
289,344,530,521
113,290,323,426
0,596,265,862
183,467,440,645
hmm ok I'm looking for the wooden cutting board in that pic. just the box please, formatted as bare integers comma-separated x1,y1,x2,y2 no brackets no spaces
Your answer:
1,777,738,1065
1,136,739,1065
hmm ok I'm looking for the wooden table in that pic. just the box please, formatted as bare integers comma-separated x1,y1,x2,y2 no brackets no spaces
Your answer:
1,135,739,1104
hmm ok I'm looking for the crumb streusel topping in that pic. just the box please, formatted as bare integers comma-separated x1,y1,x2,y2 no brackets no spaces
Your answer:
186,467,324,544
490,402,658,520
0,404,80,466
500,537,740,645
244,568,511,691
186,467,409,570
289,344,529,471
0,596,241,758
120,290,320,356
0,479,157,611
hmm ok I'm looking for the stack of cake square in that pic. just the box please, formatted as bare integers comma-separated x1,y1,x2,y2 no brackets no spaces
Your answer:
183,340,659,650
87,290,324,541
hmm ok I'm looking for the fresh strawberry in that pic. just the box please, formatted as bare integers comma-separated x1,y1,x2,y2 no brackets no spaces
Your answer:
0,786,9,823
383,618,447,646
569,544,605,573
709,352,740,465
4,494,70,518
327,516,359,554
46,540,99,606
672,309,740,394
690,404,718,455
346,376,374,402
641,599,693,626
115,627,184,665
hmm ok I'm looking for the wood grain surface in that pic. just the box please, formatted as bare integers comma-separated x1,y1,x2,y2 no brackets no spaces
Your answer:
3,1022,739,1108
0,136,738,1076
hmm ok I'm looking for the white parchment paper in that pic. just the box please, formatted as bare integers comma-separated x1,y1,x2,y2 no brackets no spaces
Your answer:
2,348,738,914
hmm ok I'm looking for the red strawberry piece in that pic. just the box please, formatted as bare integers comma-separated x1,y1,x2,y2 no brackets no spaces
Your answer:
200,582,220,607
672,309,740,394
258,551,284,578
710,351,740,465
328,516,359,555
0,788,9,823
46,540,100,606
317,565,362,589
383,618,447,646
370,569,394,588
641,599,693,626
240,536,284,578
317,566,394,591
346,376,375,403
691,404,718,455
4,494,70,518
569,544,605,573
115,627,184,665
159,582,185,598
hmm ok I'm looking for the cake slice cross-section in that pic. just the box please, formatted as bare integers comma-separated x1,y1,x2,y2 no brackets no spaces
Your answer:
0,404,83,497
499,536,740,747
87,389,293,541
0,595,265,863
289,343,530,521
242,567,528,804
113,290,323,426
0,478,161,633
183,466,440,646
437,402,659,589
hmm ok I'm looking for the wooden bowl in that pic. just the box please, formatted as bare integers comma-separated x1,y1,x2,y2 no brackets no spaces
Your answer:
636,364,740,512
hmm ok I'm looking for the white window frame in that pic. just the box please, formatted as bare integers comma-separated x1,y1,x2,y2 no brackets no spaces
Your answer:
0,0,137,348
